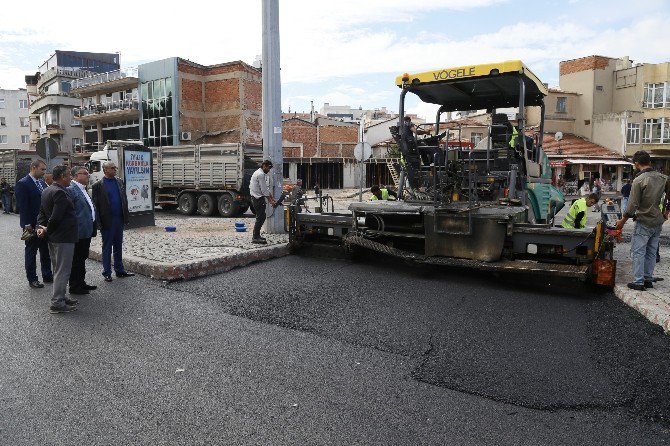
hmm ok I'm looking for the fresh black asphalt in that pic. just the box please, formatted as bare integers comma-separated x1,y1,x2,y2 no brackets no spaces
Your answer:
1,213,669,445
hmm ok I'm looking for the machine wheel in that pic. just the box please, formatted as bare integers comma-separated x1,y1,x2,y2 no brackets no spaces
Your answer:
197,194,216,217
178,193,197,215
160,203,178,211
217,193,240,218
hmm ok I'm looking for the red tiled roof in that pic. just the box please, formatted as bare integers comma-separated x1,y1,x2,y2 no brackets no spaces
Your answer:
542,133,623,159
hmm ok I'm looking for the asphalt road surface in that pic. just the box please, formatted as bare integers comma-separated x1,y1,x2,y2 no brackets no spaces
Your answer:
1,213,669,445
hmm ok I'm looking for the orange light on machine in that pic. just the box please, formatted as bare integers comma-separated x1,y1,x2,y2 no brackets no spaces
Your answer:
402,73,410,83
592,259,616,288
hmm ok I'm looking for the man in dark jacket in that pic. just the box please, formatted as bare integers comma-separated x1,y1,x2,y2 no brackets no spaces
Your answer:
36,165,79,314
14,159,53,288
91,161,134,282
68,166,98,295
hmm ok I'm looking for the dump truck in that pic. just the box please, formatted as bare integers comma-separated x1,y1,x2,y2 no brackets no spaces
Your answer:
288,60,617,287
0,149,69,213
87,140,263,217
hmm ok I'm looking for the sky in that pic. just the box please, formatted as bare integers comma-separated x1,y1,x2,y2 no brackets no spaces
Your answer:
1,0,669,120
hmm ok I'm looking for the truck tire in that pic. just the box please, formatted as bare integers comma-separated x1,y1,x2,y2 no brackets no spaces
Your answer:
197,194,216,217
217,193,240,218
178,193,197,215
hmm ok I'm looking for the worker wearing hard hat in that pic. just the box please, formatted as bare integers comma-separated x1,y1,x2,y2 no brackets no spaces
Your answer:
370,185,397,201
561,193,599,229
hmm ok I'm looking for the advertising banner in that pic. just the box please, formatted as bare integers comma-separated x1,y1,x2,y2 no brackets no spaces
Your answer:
123,149,153,213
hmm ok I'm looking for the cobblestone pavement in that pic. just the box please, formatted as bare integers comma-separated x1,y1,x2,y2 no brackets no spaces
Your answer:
91,213,289,264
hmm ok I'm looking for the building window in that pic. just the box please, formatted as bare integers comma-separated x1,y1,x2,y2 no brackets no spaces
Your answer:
626,123,640,144
141,76,173,147
0,117,5,126
0,135,7,144
72,137,82,148
19,117,29,127
21,135,30,144
556,97,567,113
0,99,4,109
19,99,28,108
644,82,669,108
470,133,483,145
643,117,670,144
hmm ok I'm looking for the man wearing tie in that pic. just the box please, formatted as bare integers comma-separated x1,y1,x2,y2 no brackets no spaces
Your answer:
68,166,98,295
14,159,53,288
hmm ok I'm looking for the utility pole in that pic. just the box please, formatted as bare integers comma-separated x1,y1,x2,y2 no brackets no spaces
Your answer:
262,0,284,233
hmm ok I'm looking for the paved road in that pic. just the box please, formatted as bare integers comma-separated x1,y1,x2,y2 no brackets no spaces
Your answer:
1,213,669,445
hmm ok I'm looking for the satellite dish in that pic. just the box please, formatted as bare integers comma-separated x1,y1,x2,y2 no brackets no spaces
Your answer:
555,132,563,142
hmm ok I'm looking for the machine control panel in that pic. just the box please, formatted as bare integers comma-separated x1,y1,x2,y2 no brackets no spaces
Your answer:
601,202,622,229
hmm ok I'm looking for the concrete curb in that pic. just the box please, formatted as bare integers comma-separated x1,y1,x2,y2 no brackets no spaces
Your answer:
614,284,670,333
89,243,291,281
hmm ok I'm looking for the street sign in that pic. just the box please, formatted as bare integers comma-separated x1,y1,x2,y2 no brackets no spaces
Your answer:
354,142,372,161
36,137,59,160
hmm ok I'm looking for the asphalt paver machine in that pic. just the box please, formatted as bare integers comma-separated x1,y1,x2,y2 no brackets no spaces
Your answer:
288,60,616,287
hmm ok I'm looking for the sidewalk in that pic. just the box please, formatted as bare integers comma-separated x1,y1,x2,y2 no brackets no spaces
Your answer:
613,240,670,333
89,213,289,281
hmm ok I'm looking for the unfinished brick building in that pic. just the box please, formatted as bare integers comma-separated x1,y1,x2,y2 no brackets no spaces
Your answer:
281,117,362,189
138,58,261,147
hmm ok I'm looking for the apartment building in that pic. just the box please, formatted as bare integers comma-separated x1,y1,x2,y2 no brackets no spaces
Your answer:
70,68,139,149
0,89,31,148
25,51,120,153
556,55,670,173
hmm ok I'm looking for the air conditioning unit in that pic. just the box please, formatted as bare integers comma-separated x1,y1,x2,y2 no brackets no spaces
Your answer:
180,132,191,141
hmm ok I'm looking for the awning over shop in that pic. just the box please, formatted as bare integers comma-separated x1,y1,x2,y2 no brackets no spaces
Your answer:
565,158,632,166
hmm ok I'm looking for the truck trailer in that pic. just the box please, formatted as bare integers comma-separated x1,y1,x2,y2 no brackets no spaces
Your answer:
0,149,69,213
87,140,263,217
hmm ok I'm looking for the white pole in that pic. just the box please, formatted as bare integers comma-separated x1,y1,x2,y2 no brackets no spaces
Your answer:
262,0,284,233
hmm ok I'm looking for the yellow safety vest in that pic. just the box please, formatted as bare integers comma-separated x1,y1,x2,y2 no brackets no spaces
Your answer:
561,198,587,229
509,127,518,148
370,188,390,201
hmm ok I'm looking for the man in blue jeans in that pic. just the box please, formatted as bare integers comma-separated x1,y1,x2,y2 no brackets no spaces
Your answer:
615,151,669,291
91,161,134,282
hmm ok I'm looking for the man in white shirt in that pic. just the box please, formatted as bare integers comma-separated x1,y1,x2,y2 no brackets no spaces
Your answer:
67,166,98,295
249,160,277,244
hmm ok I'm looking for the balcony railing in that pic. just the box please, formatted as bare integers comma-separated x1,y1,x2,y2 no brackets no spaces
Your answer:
71,67,138,91
39,67,97,86
73,99,139,118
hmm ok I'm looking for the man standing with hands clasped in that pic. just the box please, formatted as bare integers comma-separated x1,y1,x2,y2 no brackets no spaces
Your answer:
92,161,134,282
36,165,79,314
15,159,53,288
249,160,277,244
615,150,669,291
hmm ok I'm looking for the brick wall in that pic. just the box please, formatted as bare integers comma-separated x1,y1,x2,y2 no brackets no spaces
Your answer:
560,56,613,76
178,59,261,145
282,119,318,157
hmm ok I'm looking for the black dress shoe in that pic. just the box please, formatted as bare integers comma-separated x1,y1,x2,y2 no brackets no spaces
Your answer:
29,281,44,289
627,282,646,291
116,272,135,278
84,284,98,290
644,281,654,289
69,288,90,295
103,274,112,282
64,298,78,305
43,277,53,283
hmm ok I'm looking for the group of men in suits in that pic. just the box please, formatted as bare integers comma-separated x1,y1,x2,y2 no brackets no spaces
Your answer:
15,159,134,314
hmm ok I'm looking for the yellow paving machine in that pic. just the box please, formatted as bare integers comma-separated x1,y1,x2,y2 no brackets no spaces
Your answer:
288,60,617,287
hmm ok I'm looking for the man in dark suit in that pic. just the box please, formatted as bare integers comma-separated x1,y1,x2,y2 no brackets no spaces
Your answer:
14,159,53,288
36,165,79,314
91,161,134,282
68,166,98,295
